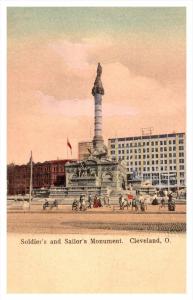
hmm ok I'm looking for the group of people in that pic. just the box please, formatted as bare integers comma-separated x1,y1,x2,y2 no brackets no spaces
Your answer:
72,193,110,211
72,189,176,212
119,190,176,212
88,193,110,208
119,194,146,211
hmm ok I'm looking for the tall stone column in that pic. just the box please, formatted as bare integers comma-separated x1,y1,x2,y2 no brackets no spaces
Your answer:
92,63,104,151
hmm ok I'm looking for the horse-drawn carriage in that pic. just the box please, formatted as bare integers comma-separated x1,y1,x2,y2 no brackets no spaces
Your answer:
72,195,87,211
43,199,58,210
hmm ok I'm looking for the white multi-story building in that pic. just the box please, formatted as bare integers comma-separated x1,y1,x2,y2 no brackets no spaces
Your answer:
108,132,186,189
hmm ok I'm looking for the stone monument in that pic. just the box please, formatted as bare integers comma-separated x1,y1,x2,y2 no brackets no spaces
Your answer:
64,63,127,199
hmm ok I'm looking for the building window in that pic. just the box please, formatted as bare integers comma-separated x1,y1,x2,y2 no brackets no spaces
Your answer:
179,139,184,144
179,146,184,151
173,146,176,151
180,165,184,170
179,159,184,163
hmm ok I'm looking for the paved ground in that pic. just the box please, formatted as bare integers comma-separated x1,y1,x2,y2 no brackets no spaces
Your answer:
7,204,186,234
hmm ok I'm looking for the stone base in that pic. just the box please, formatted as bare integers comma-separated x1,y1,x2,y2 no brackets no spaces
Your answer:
61,155,127,203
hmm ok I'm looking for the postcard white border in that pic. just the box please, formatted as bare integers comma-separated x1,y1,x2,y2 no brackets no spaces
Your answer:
0,0,193,300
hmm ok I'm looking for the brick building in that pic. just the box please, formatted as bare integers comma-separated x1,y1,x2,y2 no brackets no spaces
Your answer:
7,159,75,195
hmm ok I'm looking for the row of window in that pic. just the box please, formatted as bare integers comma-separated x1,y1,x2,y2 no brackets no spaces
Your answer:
114,146,183,154
129,171,184,178
127,165,185,172
111,152,184,161
127,159,184,165
111,139,184,148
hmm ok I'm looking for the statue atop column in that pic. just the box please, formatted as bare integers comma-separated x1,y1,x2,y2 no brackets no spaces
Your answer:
92,63,104,96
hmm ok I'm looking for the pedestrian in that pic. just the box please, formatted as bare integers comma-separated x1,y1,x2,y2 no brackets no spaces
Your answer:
88,193,92,208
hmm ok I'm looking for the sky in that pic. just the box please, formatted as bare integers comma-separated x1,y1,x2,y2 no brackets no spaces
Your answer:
7,7,186,164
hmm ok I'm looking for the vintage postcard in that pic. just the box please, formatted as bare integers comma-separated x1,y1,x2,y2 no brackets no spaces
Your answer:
2,0,192,296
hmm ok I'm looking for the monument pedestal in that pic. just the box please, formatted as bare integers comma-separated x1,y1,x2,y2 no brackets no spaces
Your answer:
65,156,127,199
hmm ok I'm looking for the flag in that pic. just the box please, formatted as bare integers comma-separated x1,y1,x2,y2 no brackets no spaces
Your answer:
67,138,72,155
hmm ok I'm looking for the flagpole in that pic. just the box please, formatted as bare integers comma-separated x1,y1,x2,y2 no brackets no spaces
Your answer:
29,150,33,209
67,138,68,159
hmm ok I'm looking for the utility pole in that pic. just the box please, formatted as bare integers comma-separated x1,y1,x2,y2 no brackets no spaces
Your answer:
29,151,33,209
